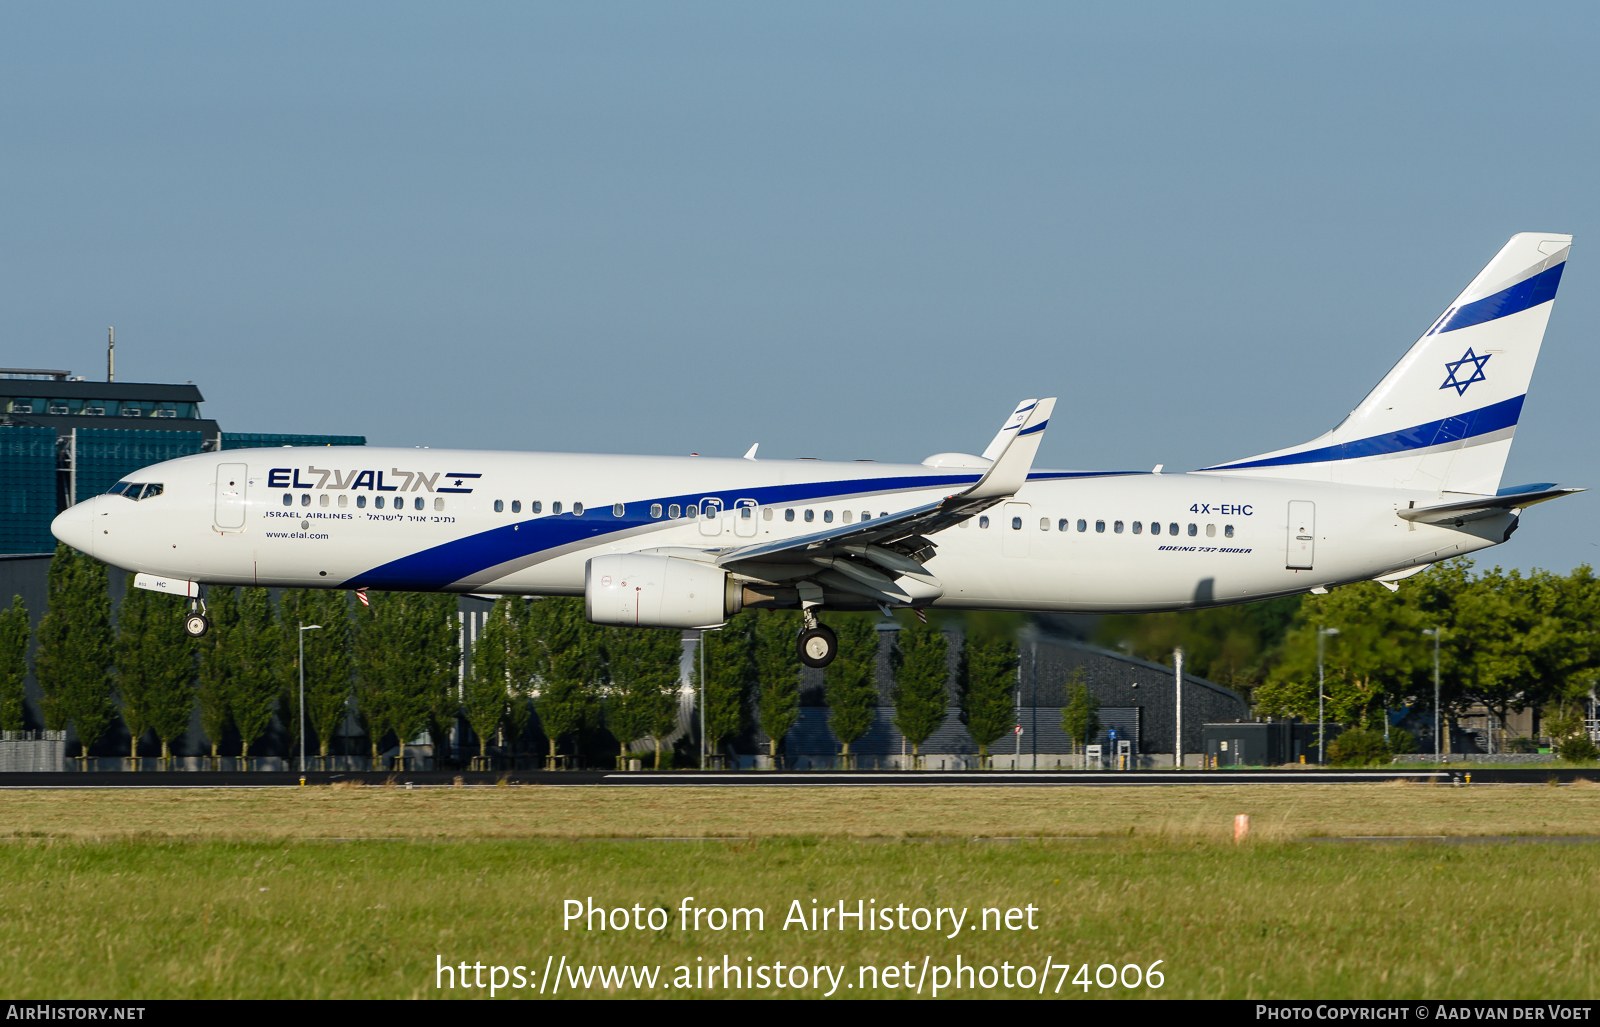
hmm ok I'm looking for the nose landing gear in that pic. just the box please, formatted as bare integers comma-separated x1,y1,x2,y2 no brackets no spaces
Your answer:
184,597,210,639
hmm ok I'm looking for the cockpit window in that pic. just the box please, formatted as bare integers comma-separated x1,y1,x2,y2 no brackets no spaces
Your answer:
109,482,162,501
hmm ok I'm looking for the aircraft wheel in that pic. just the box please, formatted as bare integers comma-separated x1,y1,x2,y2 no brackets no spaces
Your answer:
797,625,838,669
184,614,210,639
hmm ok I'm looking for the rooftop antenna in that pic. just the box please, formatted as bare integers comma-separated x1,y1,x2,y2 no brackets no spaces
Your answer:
107,327,114,383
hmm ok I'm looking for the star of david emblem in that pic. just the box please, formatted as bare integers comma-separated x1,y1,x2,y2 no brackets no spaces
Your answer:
1440,347,1490,396
454,479,463,487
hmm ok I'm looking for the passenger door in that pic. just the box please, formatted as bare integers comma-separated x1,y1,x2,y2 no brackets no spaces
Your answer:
215,463,248,530
1286,501,1315,569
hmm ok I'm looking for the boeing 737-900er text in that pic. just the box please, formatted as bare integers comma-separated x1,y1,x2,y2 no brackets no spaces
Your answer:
51,233,1585,667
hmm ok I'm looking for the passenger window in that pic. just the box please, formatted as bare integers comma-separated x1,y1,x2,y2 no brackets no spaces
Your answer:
434,498,444,511
574,503,584,516
338,495,348,508
1039,518,1048,531
1011,517,1022,530
879,512,888,518
512,500,521,513
842,510,852,524
554,501,564,515
824,510,833,523
784,509,795,522
374,496,384,509
1187,523,1197,536
1206,524,1216,537
960,519,969,529
357,495,367,509
804,510,814,523
1225,524,1234,538
531,501,542,513
1077,519,1087,532
414,497,424,511
740,506,752,519
763,507,773,521
1169,522,1179,535
1058,519,1069,531
301,493,312,507
319,494,329,508
668,504,680,518
283,493,293,506
1114,520,1124,533
979,516,990,529
651,504,663,518
494,500,504,513
1132,521,1142,534
1149,521,1159,535
613,503,625,517
861,511,870,521
1095,520,1105,533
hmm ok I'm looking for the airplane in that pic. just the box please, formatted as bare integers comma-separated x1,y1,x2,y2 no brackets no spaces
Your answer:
51,232,1582,669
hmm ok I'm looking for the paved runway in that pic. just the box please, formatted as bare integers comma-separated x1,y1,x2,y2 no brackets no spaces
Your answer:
0,766,1572,787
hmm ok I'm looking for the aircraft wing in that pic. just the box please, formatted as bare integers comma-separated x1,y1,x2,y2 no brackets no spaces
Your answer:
1397,485,1584,526
715,398,1055,579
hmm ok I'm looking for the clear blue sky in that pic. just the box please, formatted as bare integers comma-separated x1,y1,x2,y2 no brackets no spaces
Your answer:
4,2,1598,574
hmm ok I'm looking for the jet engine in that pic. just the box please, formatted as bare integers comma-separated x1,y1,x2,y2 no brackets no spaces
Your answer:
585,553,743,629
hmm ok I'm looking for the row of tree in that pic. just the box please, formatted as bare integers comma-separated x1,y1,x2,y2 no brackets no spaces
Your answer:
0,545,1029,766
1100,559,1600,747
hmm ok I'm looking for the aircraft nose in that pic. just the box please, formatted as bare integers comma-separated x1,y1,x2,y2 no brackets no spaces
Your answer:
51,499,96,556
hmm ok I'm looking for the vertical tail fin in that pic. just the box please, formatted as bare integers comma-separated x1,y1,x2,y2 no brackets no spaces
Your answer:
1200,233,1572,494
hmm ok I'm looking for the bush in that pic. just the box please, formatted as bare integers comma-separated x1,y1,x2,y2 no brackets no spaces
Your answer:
1505,735,1539,754
1557,734,1599,763
1389,728,1417,755
1325,727,1391,767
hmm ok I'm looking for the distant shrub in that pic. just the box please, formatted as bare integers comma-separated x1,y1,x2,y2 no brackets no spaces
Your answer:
1326,727,1391,767
1505,736,1539,754
1388,728,1417,755
1557,735,1599,763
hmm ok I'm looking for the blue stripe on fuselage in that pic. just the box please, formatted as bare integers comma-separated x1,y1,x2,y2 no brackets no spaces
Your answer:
342,468,1146,590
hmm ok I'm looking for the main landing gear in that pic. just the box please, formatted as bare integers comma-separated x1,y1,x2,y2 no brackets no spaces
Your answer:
797,624,838,669
184,597,210,639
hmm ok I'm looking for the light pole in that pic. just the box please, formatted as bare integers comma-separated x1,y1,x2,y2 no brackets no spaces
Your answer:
1317,627,1339,765
1173,647,1184,770
298,623,323,774
1423,628,1442,760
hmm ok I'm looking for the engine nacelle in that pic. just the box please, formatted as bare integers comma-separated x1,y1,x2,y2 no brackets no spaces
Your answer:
585,553,742,629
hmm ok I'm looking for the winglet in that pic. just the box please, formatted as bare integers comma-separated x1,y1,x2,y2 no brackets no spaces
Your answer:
981,399,1039,461
964,398,1055,500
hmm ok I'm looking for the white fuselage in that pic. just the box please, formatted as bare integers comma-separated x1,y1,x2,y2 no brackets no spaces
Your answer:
53,447,1509,613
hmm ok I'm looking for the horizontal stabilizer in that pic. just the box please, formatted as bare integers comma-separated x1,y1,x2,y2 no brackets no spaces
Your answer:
1397,486,1583,525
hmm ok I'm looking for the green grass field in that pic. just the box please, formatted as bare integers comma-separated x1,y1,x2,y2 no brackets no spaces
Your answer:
2,784,1597,999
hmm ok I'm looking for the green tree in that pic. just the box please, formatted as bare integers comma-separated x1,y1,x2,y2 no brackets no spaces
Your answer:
355,591,459,769
605,625,683,769
115,580,195,761
753,610,802,761
890,620,949,764
1325,726,1390,767
231,588,282,762
526,598,601,767
0,596,30,732
280,589,353,761
195,587,239,759
693,612,755,761
959,632,1017,759
1061,668,1101,762
500,597,535,762
463,599,513,763
35,545,114,758
1095,596,1300,696
1255,581,1426,728
822,615,879,765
